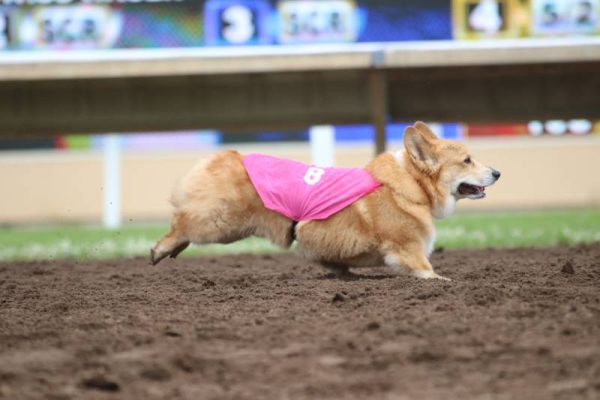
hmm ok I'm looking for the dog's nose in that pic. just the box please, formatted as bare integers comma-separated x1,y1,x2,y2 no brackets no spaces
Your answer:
492,169,501,180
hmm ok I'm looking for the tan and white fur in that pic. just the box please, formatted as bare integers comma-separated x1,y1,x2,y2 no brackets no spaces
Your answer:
150,122,500,280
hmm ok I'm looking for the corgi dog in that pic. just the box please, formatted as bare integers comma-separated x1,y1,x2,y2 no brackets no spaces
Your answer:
150,122,500,280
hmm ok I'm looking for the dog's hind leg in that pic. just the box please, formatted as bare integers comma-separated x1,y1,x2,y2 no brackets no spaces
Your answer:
150,233,189,266
169,241,190,259
150,212,190,265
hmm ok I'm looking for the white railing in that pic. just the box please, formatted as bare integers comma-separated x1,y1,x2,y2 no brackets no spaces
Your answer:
1,37,599,81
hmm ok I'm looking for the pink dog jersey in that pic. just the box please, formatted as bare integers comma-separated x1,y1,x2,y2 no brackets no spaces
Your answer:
243,154,381,221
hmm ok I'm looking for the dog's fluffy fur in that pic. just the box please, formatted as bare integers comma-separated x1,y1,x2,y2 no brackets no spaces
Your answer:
150,122,500,280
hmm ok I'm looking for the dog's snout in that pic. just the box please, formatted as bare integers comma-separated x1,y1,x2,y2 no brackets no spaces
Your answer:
491,169,501,180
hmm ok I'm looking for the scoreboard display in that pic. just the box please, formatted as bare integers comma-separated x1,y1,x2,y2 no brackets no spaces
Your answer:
0,0,453,50
0,0,597,49
1,0,596,50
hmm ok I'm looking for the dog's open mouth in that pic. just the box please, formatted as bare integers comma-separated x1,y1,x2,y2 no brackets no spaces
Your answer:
458,183,486,197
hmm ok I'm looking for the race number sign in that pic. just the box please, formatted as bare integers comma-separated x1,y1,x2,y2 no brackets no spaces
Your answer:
277,0,359,44
452,0,524,39
204,0,271,46
16,5,122,50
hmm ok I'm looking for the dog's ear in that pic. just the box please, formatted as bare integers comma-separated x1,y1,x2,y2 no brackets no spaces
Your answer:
404,126,437,173
413,121,438,141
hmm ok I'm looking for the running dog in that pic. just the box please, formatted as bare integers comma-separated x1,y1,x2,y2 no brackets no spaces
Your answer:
150,122,500,280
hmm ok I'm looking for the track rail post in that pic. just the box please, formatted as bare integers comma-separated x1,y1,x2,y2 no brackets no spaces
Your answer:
309,125,335,167
368,69,389,155
102,134,122,229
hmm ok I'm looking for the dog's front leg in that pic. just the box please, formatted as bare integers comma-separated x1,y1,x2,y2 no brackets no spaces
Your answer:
383,246,450,281
320,261,355,279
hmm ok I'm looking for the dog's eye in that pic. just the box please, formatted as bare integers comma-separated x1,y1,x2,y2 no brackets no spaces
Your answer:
464,157,472,164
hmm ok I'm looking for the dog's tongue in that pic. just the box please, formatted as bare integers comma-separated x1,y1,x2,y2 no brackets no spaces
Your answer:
459,183,485,195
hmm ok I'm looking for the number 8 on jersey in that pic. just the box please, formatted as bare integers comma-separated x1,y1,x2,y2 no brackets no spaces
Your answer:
304,167,325,186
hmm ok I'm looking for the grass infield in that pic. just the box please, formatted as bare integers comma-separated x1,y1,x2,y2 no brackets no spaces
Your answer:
0,209,599,262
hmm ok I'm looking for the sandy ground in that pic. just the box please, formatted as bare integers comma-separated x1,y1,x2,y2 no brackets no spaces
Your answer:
1,244,599,400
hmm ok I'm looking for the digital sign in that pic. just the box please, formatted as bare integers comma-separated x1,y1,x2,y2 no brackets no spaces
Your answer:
14,5,123,50
531,0,599,35
453,0,600,39
453,0,526,39
277,0,360,44
0,0,202,49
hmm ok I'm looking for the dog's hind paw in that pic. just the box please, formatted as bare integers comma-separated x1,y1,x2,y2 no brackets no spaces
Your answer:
150,248,167,266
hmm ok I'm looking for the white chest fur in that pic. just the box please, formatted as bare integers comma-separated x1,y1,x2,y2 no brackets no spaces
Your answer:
432,196,456,220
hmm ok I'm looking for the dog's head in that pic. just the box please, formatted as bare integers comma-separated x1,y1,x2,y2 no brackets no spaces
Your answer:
403,121,501,201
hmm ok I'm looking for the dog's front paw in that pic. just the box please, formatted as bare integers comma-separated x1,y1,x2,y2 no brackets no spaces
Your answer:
413,269,452,281
433,273,452,281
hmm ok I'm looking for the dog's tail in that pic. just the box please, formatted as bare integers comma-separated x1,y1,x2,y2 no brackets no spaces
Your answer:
169,176,186,208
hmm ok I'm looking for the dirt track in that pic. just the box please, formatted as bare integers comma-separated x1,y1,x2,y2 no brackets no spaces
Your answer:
1,244,599,400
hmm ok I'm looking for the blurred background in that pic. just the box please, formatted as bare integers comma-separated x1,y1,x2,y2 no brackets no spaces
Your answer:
0,0,599,260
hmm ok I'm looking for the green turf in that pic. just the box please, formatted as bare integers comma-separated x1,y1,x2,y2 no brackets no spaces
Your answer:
0,225,280,262
0,209,599,262
435,209,600,249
